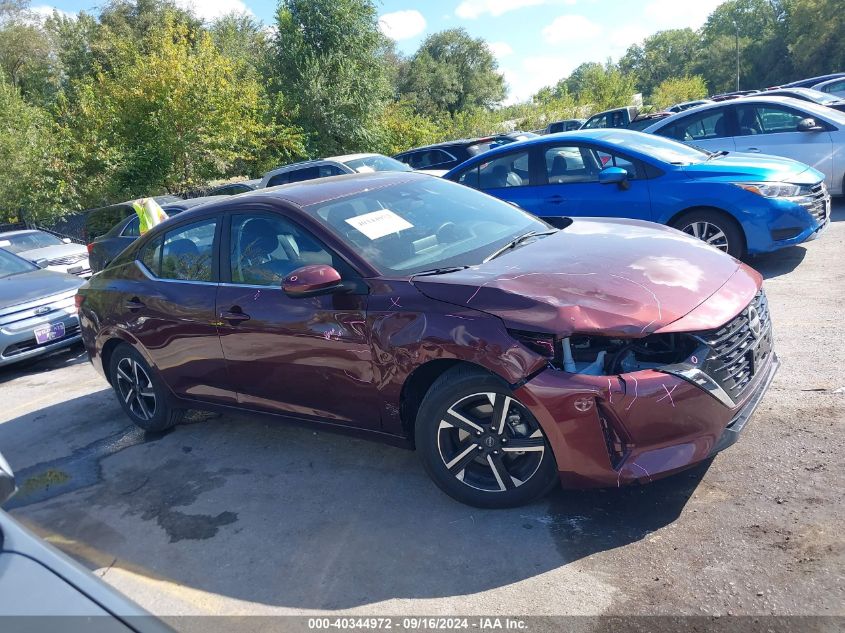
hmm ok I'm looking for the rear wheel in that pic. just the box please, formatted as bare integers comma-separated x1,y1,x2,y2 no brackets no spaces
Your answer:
415,367,558,508
671,209,745,259
109,344,183,432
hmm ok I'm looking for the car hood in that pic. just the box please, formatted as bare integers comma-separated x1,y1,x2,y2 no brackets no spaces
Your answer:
0,269,84,310
682,152,822,185
16,243,88,262
413,218,755,337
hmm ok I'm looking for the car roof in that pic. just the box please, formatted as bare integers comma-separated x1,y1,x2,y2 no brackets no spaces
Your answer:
642,95,845,132
441,128,659,169
0,230,41,238
814,76,845,88
397,138,490,153
139,172,428,228
162,195,229,211
326,153,379,162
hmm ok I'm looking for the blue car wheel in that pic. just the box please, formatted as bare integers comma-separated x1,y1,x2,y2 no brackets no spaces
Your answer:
670,210,746,259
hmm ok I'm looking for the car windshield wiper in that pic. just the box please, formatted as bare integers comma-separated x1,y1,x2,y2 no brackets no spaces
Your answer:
411,266,470,277
483,230,558,263
706,150,729,161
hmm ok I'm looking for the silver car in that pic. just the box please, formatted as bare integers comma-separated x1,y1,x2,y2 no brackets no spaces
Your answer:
0,229,91,277
0,248,83,367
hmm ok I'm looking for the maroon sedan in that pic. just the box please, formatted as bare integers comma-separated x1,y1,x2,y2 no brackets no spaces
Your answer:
77,172,778,508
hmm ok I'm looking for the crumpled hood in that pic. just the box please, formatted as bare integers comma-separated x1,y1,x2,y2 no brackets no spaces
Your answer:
413,218,758,336
682,152,822,186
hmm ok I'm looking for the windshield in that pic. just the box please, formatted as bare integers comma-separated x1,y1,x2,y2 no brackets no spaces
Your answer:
304,177,548,275
0,231,63,253
0,248,38,277
608,132,710,165
343,155,413,173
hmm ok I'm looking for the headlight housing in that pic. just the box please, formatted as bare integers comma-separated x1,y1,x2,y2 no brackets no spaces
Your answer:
735,182,802,198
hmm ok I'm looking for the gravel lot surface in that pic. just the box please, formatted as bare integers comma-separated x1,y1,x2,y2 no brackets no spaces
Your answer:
1,202,842,625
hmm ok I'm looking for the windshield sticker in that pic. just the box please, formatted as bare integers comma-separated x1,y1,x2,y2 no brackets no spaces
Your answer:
345,209,413,240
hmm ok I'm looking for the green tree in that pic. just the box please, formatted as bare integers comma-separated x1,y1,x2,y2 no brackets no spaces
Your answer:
575,61,637,112
784,0,845,79
697,0,791,92
67,18,303,198
0,77,77,223
272,0,391,156
0,1,54,102
651,75,708,109
619,29,701,97
397,28,506,117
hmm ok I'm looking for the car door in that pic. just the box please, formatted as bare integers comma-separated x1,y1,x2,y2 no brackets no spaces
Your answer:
530,142,653,221
733,103,835,190
215,210,378,428
653,106,737,153
453,148,541,212
129,217,235,404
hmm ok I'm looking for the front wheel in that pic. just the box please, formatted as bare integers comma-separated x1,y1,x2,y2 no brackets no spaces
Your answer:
109,344,183,432
671,210,746,259
415,367,558,508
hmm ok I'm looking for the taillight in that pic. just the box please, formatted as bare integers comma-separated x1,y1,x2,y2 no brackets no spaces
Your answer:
75,294,85,309
86,243,94,253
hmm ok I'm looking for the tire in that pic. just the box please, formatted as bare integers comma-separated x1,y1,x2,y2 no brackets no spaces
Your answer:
415,366,558,508
671,209,746,259
108,343,183,432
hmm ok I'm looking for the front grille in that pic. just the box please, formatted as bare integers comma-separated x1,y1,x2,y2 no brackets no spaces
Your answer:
694,291,773,402
0,291,77,330
797,183,830,224
2,324,81,358
46,253,87,266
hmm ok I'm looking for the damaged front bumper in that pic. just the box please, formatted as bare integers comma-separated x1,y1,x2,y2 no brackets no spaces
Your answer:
514,351,779,489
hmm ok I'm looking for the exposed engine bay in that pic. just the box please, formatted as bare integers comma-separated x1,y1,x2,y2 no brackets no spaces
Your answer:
509,329,700,376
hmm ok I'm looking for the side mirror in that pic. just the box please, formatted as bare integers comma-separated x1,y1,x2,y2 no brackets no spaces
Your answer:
797,117,824,132
62,238,73,244
0,451,16,505
282,264,344,298
599,166,629,186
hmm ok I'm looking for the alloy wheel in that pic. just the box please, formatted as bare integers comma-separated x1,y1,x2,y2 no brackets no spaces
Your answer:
681,220,730,252
437,392,546,492
115,357,157,421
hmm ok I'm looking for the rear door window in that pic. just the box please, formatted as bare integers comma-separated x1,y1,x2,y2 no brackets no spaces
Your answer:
477,151,531,188
656,109,728,141
142,219,217,282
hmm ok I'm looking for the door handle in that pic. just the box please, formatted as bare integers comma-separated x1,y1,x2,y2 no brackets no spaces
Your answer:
544,195,565,204
746,147,761,153
124,297,145,311
220,309,251,323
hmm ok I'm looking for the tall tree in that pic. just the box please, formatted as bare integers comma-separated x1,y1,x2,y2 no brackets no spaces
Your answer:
619,29,701,97
0,77,77,223
66,17,303,199
397,28,506,117
697,0,791,92
784,0,845,79
0,1,53,102
272,0,391,156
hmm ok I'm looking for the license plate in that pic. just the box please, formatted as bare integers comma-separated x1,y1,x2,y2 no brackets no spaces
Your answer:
34,322,65,345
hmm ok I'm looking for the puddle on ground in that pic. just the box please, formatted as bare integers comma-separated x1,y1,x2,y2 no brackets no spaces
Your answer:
6,425,171,509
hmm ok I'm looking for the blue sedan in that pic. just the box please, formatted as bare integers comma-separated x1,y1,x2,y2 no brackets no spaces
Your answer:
443,129,830,258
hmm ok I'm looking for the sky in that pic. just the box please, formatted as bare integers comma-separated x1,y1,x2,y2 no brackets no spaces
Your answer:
31,0,729,103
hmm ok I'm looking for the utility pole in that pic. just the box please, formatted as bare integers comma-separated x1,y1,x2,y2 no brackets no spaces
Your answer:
733,20,740,91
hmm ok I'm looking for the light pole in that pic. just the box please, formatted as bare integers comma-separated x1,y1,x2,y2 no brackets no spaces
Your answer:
733,20,740,91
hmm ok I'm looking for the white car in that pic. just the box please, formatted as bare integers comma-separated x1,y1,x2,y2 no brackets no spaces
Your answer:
0,230,91,277
259,153,414,188
813,77,845,99
643,96,845,195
